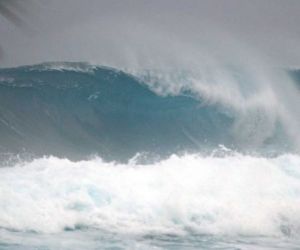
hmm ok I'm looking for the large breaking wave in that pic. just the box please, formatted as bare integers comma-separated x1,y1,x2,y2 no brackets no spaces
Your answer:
0,62,299,161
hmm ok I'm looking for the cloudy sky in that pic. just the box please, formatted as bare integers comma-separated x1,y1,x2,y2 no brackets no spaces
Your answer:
1,0,300,68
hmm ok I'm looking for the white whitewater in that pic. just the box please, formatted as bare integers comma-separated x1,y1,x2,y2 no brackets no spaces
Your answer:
0,153,299,237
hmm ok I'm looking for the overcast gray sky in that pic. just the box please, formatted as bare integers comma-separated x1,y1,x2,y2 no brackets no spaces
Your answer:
1,0,300,68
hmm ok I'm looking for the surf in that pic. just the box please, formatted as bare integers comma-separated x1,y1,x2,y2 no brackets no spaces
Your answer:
0,153,300,237
0,61,300,248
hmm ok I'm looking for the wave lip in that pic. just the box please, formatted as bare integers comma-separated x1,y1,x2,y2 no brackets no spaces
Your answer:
18,61,100,73
0,153,299,237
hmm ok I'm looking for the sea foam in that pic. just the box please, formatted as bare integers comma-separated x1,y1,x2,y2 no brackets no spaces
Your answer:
0,153,299,237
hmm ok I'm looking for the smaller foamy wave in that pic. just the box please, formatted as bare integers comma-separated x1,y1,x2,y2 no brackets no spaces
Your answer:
0,153,299,237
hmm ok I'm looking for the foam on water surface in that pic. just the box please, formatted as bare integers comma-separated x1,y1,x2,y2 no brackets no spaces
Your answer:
0,153,299,238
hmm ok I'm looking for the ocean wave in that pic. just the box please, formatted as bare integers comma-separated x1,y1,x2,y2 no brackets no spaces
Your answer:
0,62,298,160
0,153,299,237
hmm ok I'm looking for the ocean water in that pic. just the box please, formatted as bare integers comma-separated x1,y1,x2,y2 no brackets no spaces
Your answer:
0,62,300,249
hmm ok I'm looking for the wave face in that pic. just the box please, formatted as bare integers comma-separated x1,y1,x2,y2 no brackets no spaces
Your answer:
0,62,299,161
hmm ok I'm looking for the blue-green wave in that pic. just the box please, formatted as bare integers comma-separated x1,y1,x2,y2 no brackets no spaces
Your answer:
0,62,298,161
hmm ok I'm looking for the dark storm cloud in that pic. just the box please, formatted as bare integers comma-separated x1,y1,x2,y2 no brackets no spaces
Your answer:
0,0,300,67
